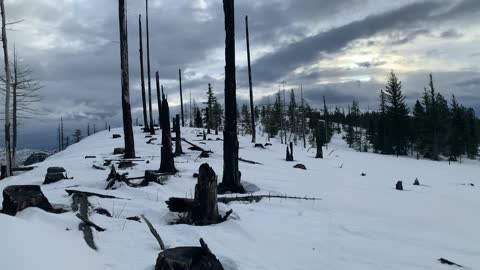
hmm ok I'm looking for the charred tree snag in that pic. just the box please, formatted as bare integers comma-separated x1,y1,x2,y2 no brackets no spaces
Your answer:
1,0,12,177
286,142,294,161
179,69,185,127
145,0,155,135
138,14,149,131
156,71,162,129
182,138,206,152
219,0,245,194
159,95,177,174
175,114,183,155
2,185,53,216
315,135,323,159
396,181,403,191
118,0,136,159
155,239,224,270
245,15,255,143
192,163,221,225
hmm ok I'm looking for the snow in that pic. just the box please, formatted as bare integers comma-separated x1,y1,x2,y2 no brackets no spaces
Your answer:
1,127,479,270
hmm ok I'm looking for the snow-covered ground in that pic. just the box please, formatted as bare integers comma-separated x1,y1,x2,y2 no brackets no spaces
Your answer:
1,127,479,270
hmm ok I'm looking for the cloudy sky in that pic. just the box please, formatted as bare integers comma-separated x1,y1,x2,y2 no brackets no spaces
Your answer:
2,0,480,149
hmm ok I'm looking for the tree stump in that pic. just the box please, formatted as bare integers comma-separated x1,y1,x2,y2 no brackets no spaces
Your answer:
159,94,177,174
396,181,403,191
192,164,221,225
44,172,67,185
2,185,53,216
155,239,224,270
47,167,66,174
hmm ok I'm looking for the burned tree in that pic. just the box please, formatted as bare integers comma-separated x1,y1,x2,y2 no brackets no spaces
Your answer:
1,0,12,176
118,0,136,159
245,15,256,143
159,93,176,174
174,114,183,155
145,0,154,135
218,0,245,194
138,14,149,131
155,71,162,129
179,69,185,127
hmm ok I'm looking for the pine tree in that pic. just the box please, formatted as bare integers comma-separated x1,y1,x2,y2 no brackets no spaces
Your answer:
384,71,409,156
287,89,297,137
412,99,425,158
240,103,252,134
447,95,465,161
465,108,479,159
73,129,82,143
194,107,203,128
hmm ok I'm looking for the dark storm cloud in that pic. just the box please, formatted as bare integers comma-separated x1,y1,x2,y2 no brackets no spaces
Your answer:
1,0,479,149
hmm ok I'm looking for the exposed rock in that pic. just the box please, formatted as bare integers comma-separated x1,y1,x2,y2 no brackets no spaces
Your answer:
361,173,366,176
254,143,265,149
1,185,53,216
113,134,121,139
293,164,307,170
23,152,49,166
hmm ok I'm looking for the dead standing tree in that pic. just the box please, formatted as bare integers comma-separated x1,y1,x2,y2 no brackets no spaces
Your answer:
1,0,12,176
155,71,162,129
145,0,155,134
138,14,149,131
179,69,185,127
0,49,42,168
174,114,183,155
159,92,176,174
218,0,245,194
245,15,255,143
118,0,136,159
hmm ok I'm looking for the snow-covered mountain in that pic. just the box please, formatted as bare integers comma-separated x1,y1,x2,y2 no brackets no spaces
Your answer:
0,149,53,166
0,127,478,270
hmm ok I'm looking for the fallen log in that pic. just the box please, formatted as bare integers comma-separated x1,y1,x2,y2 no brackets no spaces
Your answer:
71,193,96,250
217,194,321,204
92,165,106,171
76,213,106,232
141,215,166,250
181,137,206,152
239,157,263,165
438,258,463,267
65,189,126,200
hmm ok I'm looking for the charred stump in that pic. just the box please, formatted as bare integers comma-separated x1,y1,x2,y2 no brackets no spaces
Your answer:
219,0,244,194
155,239,224,270
2,185,53,216
192,164,221,225
396,181,403,191
159,94,177,174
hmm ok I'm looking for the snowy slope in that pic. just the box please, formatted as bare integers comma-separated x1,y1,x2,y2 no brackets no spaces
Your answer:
0,127,479,270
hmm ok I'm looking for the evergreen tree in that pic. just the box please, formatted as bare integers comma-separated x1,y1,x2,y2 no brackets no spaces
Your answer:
384,71,409,156
194,107,203,128
412,99,425,158
465,108,479,159
447,95,465,161
73,129,82,143
240,103,252,134
287,89,297,136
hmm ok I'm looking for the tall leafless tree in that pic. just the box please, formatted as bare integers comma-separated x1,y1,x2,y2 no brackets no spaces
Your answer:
178,69,185,127
138,14,149,131
219,0,244,194
245,15,255,143
118,0,136,159
323,95,328,150
1,0,11,176
145,0,154,134
155,71,162,129
300,85,306,148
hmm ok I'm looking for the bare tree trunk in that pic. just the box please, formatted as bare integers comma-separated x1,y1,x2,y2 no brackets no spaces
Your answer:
138,14,149,132
179,69,185,127
118,0,136,159
11,48,18,168
155,71,162,129
145,0,154,135
1,0,11,176
61,117,64,151
219,0,244,194
301,85,306,148
315,135,323,159
175,114,183,154
245,16,256,144
323,96,328,150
